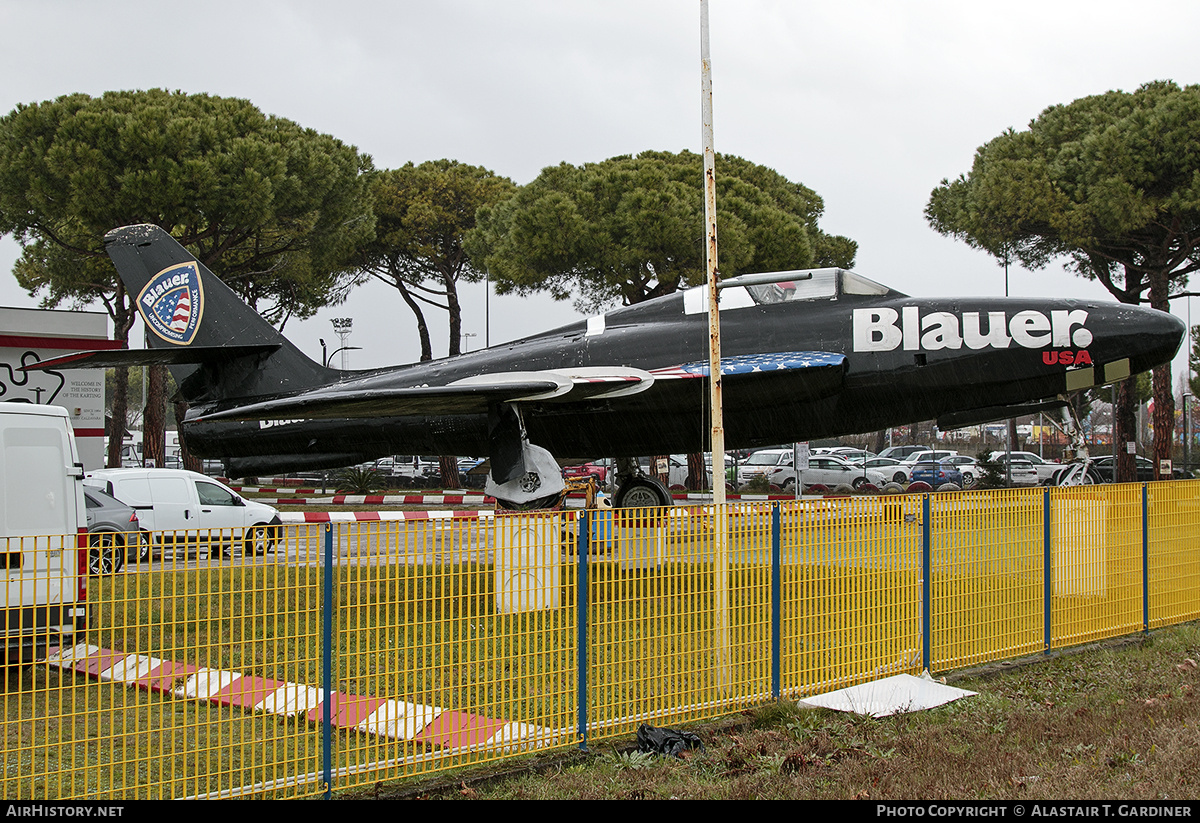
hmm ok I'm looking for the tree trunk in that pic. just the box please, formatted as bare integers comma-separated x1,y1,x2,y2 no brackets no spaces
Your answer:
143,365,166,468
1152,363,1174,479
105,288,137,468
445,274,463,357
686,452,706,490
1116,379,1138,482
393,279,433,362
439,454,461,489
174,399,204,474
1148,271,1175,479
107,366,128,468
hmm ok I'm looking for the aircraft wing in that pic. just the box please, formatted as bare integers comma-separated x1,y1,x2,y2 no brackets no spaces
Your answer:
22,345,281,371
196,351,847,421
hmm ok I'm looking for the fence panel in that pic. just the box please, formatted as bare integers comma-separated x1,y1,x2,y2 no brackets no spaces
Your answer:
779,496,923,698
1147,479,1200,629
2,524,326,800
930,488,1044,671
331,514,578,791
1050,484,1143,648
584,503,773,741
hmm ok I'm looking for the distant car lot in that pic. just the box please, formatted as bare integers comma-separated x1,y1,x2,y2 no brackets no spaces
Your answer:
84,468,282,558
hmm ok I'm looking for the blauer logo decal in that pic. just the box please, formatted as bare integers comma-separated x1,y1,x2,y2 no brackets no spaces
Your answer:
138,262,204,345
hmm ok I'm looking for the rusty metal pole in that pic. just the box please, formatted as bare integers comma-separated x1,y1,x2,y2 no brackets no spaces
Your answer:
701,0,731,694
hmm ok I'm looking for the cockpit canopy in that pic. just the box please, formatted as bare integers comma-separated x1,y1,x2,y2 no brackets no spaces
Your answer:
682,268,894,315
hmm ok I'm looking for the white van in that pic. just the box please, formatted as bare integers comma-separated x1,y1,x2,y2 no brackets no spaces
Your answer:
0,403,88,663
84,469,282,557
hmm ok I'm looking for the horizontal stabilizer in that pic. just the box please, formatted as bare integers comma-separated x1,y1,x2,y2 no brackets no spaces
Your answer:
938,399,1068,431
22,344,282,372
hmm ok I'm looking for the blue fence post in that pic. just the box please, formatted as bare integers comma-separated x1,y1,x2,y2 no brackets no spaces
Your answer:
1043,488,1052,655
322,522,333,799
1142,484,1149,634
771,503,781,700
921,495,931,673
576,510,590,751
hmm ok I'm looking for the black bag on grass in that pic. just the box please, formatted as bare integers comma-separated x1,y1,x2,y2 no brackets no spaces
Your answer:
636,723,704,758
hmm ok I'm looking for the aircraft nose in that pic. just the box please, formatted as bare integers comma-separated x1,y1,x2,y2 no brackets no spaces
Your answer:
1106,304,1186,373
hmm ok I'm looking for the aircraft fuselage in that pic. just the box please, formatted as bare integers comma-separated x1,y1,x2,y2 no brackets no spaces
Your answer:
181,279,1182,476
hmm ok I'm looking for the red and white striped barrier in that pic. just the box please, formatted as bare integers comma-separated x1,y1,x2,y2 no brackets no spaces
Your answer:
254,493,498,507
225,486,321,495
238,490,805,507
277,513,585,525
44,644,554,751
225,478,805,503
279,510,494,523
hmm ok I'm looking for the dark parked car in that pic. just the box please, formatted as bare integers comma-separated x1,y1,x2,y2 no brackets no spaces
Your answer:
1076,455,1188,483
909,460,964,488
83,487,142,574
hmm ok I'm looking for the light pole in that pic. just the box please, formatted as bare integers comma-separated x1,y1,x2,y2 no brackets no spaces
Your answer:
701,0,730,695
324,346,361,369
1002,244,1013,486
330,317,353,371
1185,393,1193,477
461,332,478,353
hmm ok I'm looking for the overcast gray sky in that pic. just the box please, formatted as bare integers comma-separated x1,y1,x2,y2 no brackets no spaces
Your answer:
2,0,1199,376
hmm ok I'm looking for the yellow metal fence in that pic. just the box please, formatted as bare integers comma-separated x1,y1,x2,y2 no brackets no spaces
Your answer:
3,480,1200,798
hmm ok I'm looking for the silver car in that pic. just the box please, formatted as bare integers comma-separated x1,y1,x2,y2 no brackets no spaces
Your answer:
83,487,142,575
771,454,887,490
991,456,1040,486
989,451,1060,484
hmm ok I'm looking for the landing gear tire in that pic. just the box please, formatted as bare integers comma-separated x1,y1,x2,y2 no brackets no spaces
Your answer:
614,476,672,509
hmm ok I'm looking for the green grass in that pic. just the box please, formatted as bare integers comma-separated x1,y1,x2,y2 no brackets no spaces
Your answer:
388,622,1200,800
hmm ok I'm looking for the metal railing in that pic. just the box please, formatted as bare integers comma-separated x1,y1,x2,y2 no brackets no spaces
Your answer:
3,480,1198,798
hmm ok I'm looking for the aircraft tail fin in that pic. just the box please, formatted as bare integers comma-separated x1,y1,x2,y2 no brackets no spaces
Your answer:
104,224,334,407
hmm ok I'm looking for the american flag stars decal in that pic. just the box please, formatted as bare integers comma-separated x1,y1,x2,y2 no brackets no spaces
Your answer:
137,261,205,345
651,351,846,378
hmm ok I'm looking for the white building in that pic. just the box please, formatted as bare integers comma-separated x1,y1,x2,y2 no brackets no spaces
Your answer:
0,306,113,469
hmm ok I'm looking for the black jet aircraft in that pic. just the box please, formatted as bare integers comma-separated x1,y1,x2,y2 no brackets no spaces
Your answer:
31,224,1185,508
